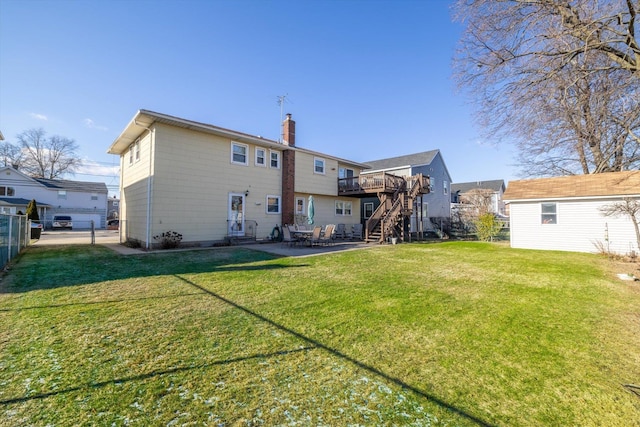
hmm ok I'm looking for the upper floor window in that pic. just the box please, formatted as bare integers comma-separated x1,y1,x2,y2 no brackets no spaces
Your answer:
58,190,67,200
231,142,248,165
135,140,141,161
314,157,325,174
129,145,134,164
270,151,280,169
266,195,281,214
255,148,266,166
443,181,448,195
541,203,557,224
0,186,15,196
430,177,436,192
91,193,98,201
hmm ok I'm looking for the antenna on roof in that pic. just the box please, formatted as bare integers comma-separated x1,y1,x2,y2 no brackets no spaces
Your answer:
277,94,292,142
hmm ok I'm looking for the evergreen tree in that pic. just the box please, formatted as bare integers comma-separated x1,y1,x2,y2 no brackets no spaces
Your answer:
26,199,39,221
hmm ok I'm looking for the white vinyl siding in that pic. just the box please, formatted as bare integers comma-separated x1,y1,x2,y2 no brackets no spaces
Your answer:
509,198,639,254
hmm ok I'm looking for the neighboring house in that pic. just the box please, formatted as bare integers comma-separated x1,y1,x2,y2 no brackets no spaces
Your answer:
451,180,506,216
107,110,369,249
360,150,452,237
503,171,640,255
107,196,120,220
0,166,109,228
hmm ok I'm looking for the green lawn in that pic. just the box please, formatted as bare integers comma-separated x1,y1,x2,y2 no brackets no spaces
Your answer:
1,242,639,426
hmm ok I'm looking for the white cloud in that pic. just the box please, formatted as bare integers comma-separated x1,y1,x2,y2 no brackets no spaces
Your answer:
30,113,48,121
84,118,108,131
76,159,119,177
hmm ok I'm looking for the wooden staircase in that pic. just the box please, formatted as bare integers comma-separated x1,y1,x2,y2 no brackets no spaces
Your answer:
365,174,430,243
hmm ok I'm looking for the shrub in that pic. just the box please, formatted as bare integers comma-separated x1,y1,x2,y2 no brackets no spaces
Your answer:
474,213,503,242
153,231,183,249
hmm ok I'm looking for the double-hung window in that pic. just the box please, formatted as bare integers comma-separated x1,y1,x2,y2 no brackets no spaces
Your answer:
266,195,281,214
270,151,280,169
255,148,266,166
335,201,352,216
231,142,248,165
58,190,67,200
0,186,15,196
443,181,448,195
314,157,325,174
541,203,557,224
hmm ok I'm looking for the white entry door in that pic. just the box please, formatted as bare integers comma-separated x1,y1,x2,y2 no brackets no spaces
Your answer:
228,193,245,236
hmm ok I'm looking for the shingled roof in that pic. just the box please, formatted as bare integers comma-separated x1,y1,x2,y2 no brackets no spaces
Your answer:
364,150,440,171
33,178,108,193
451,180,505,194
503,171,640,201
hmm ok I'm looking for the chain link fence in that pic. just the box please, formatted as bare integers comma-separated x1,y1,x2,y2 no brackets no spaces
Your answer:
0,214,30,269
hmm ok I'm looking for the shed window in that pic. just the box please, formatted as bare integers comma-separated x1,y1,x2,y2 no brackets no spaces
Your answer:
541,203,557,224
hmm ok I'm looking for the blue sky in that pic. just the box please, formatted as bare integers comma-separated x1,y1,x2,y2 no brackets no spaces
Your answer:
0,0,517,196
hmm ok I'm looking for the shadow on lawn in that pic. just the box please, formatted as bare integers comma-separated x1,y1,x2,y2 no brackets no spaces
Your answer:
1,246,307,293
175,275,496,427
0,346,316,405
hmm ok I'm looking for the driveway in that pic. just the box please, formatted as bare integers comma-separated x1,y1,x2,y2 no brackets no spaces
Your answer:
33,230,121,246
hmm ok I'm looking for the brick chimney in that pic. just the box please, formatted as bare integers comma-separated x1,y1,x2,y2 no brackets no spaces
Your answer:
281,113,296,225
282,113,295,146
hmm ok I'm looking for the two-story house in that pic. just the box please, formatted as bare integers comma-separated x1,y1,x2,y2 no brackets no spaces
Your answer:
352,150,451,240
451,180,507,216
107,110,369,249
0,166,109,228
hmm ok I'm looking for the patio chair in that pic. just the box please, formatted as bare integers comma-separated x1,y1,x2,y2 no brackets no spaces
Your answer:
309,226,323,246
282,226,299,247
351,223,363,240
320,224,335,246
335,223,346,239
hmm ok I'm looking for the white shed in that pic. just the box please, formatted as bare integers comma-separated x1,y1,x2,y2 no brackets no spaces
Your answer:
504,171,640,255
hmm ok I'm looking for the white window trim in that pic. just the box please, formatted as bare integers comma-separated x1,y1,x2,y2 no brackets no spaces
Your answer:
266,195,281,214
541,202,558,225
335,200,344,216
364,202,374,218
295,197,305,215
58,190,67,200
443,181,448,195
314,157,326,175
231,141,249,166
270,150,280,169
344,201,352,216
255,147,266,167
135,141,141,161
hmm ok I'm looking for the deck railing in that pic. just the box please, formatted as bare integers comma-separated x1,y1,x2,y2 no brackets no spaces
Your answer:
338,172,406,195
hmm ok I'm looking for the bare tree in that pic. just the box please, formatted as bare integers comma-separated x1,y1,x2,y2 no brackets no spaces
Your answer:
453,0,640,176
600,197,640,252
0,140,23,168
15,128,82,179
